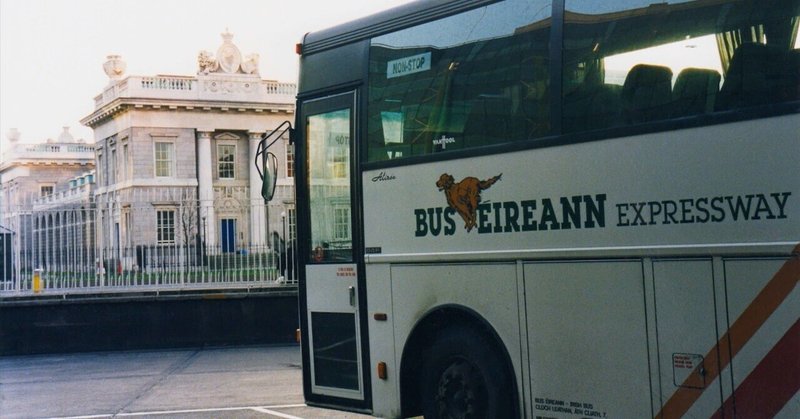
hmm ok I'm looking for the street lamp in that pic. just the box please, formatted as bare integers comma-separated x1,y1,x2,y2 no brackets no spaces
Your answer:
280,211,286,279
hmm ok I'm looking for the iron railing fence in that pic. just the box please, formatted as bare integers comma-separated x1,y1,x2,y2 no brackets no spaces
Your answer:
0,193,296,296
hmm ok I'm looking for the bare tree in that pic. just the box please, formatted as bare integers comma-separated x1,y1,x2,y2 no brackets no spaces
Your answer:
177,188,198,267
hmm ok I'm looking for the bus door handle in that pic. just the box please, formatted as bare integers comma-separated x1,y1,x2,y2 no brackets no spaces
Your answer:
348,286,356,307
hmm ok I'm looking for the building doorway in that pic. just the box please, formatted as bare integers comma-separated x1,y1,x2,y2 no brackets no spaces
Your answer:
221,218,236,253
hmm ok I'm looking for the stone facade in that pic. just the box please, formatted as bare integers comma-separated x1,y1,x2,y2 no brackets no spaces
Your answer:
0,128,95,206
81,31,296,263
0,127,96,272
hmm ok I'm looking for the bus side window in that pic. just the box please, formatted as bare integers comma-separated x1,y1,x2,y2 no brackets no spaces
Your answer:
463,54,550,147
563,0,800,135
790,49,800,102
367,0,552,162
463,94,512,148
513,56,551,139
717,42,800,111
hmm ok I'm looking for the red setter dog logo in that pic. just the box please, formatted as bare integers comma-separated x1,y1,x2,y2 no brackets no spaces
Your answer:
436,173,502,232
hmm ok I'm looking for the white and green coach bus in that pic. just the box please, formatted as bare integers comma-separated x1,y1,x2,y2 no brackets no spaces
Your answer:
285,0,799,417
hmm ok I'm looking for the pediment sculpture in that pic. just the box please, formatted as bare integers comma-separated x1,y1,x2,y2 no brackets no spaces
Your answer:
197,51,219,75
197,30,259,76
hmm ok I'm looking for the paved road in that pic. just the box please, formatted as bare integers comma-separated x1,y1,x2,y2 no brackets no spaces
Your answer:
0,345,371,419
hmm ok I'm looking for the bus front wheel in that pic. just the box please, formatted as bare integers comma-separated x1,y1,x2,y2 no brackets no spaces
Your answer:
420,325,515,419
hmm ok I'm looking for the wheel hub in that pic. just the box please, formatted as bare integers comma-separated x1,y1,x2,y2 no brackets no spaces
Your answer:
435,360,487,419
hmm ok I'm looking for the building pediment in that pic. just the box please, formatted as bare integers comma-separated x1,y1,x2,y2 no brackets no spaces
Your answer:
214,132,240,141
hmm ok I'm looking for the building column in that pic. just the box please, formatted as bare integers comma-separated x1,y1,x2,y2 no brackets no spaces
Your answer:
249,131,266,249
197,130,216,248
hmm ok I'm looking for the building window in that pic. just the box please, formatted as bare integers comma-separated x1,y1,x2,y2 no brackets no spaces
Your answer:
286,141,294,177
154,142,174,177
156,210,175,244
40,185,54,197
333,207,350,241
123,210,132,247
288,208,296,241
109,148,117,185
331,147,348,178
121,143,128,182
218,144,235,179
97,152,104,186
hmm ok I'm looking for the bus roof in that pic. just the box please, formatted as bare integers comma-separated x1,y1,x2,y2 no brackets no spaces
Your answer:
300,0,799,57
300,0,494,55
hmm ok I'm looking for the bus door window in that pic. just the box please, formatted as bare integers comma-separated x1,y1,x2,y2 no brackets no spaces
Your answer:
306,109,353,263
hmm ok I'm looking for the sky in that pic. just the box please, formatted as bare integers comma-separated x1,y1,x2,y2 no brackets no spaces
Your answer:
0,0,414,150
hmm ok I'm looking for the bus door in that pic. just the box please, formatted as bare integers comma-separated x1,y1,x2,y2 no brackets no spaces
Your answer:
298,92,367,403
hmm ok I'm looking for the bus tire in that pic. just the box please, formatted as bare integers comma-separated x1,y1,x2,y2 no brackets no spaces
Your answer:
420,325,515,419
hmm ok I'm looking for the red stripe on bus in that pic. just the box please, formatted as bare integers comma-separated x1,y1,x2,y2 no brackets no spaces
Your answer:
711,319,800,419
655,244,800,419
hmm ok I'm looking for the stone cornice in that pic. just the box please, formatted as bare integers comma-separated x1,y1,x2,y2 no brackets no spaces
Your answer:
81,97,295,128
94,178,199,195
85,74,296,126
0,160,94,172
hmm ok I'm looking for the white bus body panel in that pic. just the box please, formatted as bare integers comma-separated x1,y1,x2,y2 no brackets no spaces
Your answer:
363,115,799,418
524,260,652,417
366,263,523,418
364,115,798,258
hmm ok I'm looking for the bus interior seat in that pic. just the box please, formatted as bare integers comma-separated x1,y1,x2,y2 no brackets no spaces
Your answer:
672,68,721,117
464,94,512,148
563,62,622,132
785,48,800,102
621,64,673,124
716,42,797,110
515,90,551,139
512,59,551,139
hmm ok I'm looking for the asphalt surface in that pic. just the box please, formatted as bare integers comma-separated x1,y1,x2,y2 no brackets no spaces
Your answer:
0,345,372,419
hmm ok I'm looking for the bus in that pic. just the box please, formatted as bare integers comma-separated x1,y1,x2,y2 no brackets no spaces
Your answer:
285,0,799,417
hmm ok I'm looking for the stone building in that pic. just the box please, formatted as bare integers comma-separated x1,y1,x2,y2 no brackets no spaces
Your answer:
0,127,94,208
0,127,95,274
80,31,296,269
28,170,97,276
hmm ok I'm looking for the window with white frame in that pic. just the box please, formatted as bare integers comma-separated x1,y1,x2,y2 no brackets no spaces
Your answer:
286,141,294,178
121,143,129,181
109,148,117,185
333,207,350,241
40,185,54,197
218,144,235,179
331,146,348,178
156,210,175,244
154,142,174,177
97,151,104,186
288,208,296,241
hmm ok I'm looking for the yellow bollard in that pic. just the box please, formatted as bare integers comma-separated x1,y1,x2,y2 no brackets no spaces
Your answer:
33,269,42,293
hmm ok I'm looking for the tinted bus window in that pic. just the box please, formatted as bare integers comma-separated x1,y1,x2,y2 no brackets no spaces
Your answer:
367,0,552,162
563,0,800,133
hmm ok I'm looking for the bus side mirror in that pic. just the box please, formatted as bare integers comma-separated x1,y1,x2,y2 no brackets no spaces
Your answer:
261,151,278,202
255,121,293,203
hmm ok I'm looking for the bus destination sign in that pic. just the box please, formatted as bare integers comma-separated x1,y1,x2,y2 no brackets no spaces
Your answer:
387,52,431,79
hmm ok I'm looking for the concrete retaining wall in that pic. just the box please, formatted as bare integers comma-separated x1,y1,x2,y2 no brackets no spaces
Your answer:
0,289,298,355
